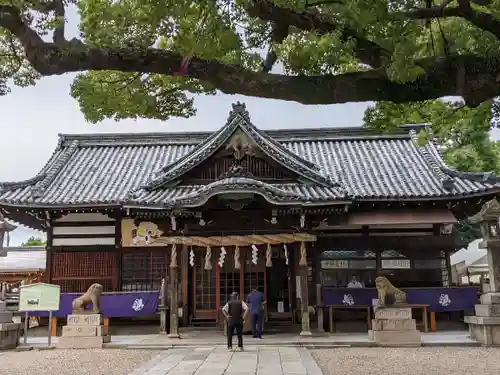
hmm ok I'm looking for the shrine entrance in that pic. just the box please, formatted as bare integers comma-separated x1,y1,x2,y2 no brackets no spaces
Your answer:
186,236,311,330
266,246,291,313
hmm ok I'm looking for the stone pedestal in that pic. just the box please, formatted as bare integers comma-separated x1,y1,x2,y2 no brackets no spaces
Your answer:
465,292,500,345
371,307,421,347
0,300,20,349
57,314,111,349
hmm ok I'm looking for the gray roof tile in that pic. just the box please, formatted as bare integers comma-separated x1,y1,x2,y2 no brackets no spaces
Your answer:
0,104,499,207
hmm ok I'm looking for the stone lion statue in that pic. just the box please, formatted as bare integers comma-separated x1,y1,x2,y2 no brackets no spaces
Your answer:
375,276,406,307
71,283,103,314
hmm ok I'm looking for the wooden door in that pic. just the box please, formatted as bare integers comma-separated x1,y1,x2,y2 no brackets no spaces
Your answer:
192,247,217,319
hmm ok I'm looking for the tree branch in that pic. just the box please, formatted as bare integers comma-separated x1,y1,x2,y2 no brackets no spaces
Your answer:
52,0,66,44
405,2,500,39
261,22,289,73
1,4,500,108
245,0,390,69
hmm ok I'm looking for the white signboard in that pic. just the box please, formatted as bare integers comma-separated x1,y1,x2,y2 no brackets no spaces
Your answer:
321,259,349,269
19,283,60,312
381,259,411,269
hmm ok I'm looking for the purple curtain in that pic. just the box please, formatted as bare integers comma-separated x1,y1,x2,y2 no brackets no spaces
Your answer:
28,291,160,317
323,287,478,312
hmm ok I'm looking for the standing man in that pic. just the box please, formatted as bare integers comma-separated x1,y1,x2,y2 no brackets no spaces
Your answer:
222,292,248,351
246,288,265,338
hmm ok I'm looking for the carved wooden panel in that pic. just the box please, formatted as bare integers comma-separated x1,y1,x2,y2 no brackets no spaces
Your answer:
184,155,295,182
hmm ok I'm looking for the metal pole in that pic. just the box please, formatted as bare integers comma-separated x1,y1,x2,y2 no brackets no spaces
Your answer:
23,312,28,345
48,311,52,347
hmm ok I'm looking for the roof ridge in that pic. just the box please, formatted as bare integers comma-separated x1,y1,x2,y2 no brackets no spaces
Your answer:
0,174,47,192
31,140,80,199
423,132,500,184
55,127,416,145
409,130,455,190
0,138,70,193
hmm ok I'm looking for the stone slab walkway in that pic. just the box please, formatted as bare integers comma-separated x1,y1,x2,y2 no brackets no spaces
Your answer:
127,347,323,375
24,330,477,348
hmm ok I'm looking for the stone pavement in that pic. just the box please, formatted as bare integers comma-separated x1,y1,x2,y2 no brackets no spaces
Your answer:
127,347,324,375
24,330,478,348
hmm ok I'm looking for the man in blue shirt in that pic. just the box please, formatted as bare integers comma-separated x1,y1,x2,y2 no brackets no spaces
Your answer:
246,288,265,338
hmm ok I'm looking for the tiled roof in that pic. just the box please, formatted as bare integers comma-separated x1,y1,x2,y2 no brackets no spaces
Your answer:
0,246,46,273
0,103,499,208
147,103,335,190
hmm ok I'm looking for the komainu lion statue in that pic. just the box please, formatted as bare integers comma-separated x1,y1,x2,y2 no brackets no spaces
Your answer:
375,276,406,307
71,283,103,313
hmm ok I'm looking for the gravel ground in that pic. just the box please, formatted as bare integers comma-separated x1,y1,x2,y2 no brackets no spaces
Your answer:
311,347,500,375
0,349,160,375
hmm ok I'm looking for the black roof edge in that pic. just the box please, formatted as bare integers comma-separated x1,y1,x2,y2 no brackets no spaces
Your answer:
55,124,429,146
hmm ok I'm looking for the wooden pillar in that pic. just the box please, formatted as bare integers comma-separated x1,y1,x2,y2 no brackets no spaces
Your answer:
159,278,168,334
51,317,57,337
445,250,452,286
290,246,297,311
180,245,189,326
216,254,221,323
168,244,180,338
299,242,312,336
314,246,324,333
46,248,53,285
239,247,244,300
114,212,122,291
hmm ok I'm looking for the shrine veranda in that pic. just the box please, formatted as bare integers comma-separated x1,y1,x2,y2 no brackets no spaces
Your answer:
0,102,498,334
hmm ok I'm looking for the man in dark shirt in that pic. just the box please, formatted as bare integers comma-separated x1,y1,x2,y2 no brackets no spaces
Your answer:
246,288,265,338
222,292,248,351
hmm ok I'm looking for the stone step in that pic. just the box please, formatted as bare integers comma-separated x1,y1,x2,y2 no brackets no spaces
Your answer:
372,329,421,347
56,335,111,349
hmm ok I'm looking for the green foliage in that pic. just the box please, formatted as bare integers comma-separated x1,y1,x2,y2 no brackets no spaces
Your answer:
454,219,483,247
2,0,500,120
21,236,46,247
363,98,500,246
364,100,500,173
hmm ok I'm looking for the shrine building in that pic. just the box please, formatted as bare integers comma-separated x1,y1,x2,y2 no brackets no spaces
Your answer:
0,102,498,334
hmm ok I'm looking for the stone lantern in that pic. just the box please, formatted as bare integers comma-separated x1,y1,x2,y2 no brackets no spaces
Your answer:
465,198,500,345
471,198,500,246
0,212,16,257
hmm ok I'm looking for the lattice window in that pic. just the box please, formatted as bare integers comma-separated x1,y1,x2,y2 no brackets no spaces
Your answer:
220,272,240,306
321,249,376,258
243,272,265,298
381,250,406,258
243,246,266,299
194,248,216,310
56,279,114,293
121,250,167,291
51,252,116,292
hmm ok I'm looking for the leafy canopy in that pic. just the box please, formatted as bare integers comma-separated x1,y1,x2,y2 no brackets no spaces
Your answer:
364,99,500,173
1,0,500,121
21,236,46,246
363,99,500,245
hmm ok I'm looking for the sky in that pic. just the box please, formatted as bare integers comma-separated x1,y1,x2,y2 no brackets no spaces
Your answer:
0,6,497,246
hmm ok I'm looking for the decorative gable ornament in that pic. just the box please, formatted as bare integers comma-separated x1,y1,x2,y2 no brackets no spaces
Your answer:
145,101,338,191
